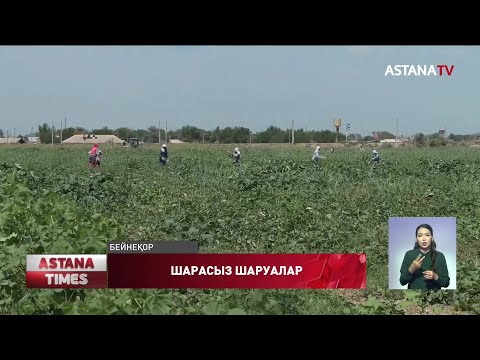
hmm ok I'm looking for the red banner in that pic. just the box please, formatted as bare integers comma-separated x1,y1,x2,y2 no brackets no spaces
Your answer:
107,254,366,289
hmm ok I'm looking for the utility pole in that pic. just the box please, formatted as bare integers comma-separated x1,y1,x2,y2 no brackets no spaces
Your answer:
165,120,168,144
202,130,205,144
159,120,161,144
60,119,63,143
396,118,399,143
64,112,67,129
291,120,295,144
250,131,252,144
6,130,8,143
14,128,15,138
51,122,54,145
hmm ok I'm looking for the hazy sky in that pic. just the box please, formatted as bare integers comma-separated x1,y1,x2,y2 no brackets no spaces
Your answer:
0,46,478,136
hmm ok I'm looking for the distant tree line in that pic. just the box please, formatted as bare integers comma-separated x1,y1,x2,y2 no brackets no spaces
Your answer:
1,125,477,144
34,124,348,144
411,132,476,146
34,124,350,144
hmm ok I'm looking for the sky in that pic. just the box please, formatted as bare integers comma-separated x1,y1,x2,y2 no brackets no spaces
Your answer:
0,45,478,137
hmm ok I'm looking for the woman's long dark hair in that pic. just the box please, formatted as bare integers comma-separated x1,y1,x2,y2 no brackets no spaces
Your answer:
414,224,437,272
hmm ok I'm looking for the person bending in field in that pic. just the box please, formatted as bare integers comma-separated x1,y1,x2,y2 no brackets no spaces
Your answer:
159,144,168,166
88,143,102,169
312,145,321,161
371,149,380,165
231,147,241,165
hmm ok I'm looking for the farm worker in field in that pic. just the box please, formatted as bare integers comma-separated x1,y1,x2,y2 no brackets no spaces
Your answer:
360,145,364,151
232,147,241,165
371,149,380,164
399,223,450,289
88,143,102,169
312,145,320,161
160,144,168,165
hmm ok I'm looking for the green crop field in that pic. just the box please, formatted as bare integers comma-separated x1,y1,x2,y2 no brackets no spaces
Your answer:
1,143,480,315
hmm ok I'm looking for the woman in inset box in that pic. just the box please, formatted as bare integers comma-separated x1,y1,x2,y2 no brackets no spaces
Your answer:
399,224,450,289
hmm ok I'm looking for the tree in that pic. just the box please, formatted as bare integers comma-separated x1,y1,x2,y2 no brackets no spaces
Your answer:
62,127,77,140
311,130,339,143
414,133,426,145
219,127,235,143
347,133,362,141
38,123,51,144
350,133,362,141
379,131,396,140
0,129,3,138
92,127,114,135
231,127,250,143
114,127,134,142
146,126,161,143
427,132,442,140
180,126,202,142
256,126,287,143
293,129,309,143
213,126,221,143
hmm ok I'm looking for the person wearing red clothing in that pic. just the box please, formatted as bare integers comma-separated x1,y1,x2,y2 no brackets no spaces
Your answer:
88,144,102,169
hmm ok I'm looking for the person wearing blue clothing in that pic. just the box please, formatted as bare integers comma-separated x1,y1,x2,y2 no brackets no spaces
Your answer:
371,149,380,165
232,147,241,165
160,144,168,166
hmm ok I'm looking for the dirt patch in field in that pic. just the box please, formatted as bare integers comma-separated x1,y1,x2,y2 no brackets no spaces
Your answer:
338,289,471,315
